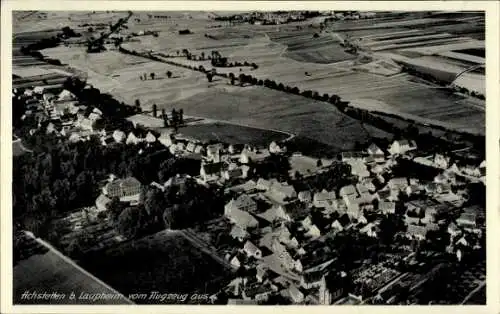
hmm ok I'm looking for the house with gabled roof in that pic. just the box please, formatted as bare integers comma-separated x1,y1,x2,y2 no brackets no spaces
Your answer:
313,189,336,208
379,201,396,215
200,162,225,182
406,224,427,240
339,185,357,198
258,205,292,224
256,178,278,191
367,143,384,156
158,132,175,147
243,241,262,259
360,222,379,238
281,284,304,304
341,151,364,163
298,190,312,204
230,225,249,242
331,220,343,233
388,139,417,155
270,181,297,201
225,194,258,214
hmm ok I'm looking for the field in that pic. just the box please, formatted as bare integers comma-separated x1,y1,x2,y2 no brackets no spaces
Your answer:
79,230,230,304
167,87,392,151
13,237,131,304
267,30,357,64
178,122,290,146
34,11,485,137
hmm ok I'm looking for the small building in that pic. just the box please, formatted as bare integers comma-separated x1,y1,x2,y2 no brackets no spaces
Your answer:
230,225,249,242
243,241,262,259
298,190,312,204
379,201,396,214
388,139,417,155
200,162,224,182
230,256,241,269
269,181,297,201
360,222,378,237
406,224,427,240
225,194,258,214
447,222,461,238
313,190,336,208
112,130,126,143
456,212,476,229
145,131,156,143
339,185,357,198
387,177,408,191
269,141,285,154
341,151,364,163
281,284,304,304
258,205,292,224
158,132,175,147
434,154,450,169
125,132,141,145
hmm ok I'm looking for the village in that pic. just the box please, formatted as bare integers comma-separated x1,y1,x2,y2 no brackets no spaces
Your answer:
13,75,486,305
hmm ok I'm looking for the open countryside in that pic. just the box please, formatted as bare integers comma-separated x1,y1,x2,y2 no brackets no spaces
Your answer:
12,9,486,306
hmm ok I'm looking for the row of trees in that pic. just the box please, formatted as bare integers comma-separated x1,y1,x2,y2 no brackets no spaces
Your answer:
138,71,172,81
118,45,485,159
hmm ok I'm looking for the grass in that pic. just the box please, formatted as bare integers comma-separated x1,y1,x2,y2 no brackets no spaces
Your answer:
79,230,230,304
178,122,290,146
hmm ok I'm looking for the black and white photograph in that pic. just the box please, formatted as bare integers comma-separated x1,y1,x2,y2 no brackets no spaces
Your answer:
3,1,497,310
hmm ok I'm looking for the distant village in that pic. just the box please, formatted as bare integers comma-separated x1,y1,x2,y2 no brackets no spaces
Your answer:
13,75,486,305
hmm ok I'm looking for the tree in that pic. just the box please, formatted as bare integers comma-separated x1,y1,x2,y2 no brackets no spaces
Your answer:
171,108,177,126
206,73,213,82
163,110,169,127
179,109,184,124
201,52,205,60
239,73,246,86
150,72,155,80
230,77,235,85
152,104,157,117
166,71,172,78
135,99,141,108
117,206,140,238
317,159,323,167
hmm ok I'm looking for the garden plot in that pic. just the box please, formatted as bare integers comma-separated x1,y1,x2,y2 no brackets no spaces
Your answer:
80,230,230,304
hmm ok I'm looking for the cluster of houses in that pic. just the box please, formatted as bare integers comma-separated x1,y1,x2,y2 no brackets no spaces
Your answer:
414,152,485,183
209,138,485,304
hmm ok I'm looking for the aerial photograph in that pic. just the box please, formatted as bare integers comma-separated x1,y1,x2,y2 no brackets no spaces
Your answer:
12,10,486,305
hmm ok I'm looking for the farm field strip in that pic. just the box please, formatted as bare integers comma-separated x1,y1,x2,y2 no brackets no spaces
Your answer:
364,33,456,47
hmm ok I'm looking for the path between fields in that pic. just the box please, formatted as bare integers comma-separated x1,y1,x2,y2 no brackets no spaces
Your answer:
24,231,135,304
